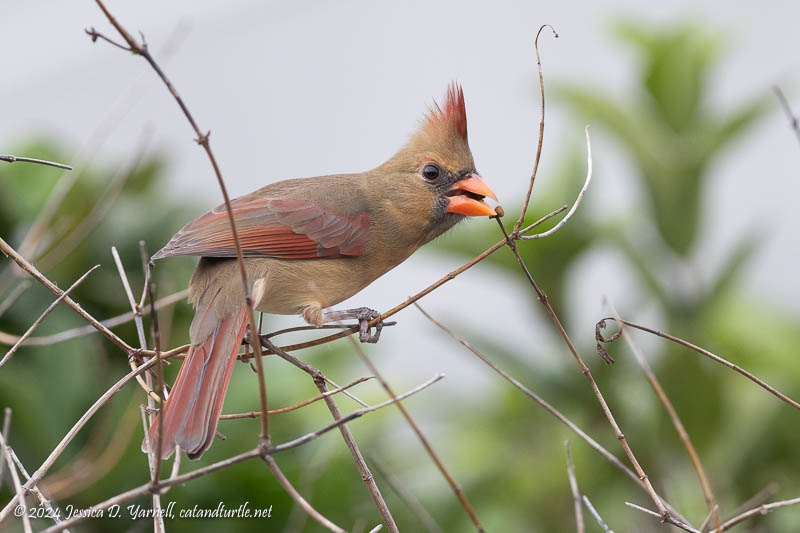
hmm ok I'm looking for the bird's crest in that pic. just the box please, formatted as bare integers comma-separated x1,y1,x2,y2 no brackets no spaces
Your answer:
424,82,468,142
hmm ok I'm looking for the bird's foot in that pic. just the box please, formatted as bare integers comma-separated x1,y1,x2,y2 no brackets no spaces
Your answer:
320,306,384,343
243,326,257,350
355,307,383,344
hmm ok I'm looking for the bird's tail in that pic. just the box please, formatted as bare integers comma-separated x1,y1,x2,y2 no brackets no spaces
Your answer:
143,301,248,460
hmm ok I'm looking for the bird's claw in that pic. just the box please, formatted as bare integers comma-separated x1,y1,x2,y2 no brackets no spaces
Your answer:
243,326,255,348
356,308,383,344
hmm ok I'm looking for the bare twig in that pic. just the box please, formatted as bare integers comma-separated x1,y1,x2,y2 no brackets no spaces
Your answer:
0,265,99,370
139,406,164,532
111,247,160,402
0,236,132,353
343,334,485,532
583,496,614,533
260,321,397,341
519,126,592,240
88,0,270,445
220,376,373,419
700,505,720,532
415,303,685,520
268,374,445,454
368,456,444,533
0,153,72,170
514,24,559,233
40,448,262,533
261,337,399,532
492,129,670,522
0,408,9,490
604,302,720,531
1,434,32,533
0,289,188,347
774,86,800,146
565,441,585,533
719,496,800,531
261,455,345,532
141,242,166,489
5,445,70,531
725,482,779,523
625,502,703,533
596,318,800,411
0,355,161,522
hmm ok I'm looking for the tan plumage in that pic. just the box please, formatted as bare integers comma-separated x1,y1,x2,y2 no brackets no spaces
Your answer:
146,83,497,459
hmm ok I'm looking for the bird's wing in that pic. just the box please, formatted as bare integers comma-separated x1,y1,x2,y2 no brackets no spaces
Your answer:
152,196,370,260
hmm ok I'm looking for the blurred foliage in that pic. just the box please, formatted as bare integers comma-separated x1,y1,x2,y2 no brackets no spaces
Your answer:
1,18,799,533
559,20,771,257
435,18,800,532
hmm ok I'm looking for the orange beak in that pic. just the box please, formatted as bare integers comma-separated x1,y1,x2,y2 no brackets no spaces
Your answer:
445,174,497,217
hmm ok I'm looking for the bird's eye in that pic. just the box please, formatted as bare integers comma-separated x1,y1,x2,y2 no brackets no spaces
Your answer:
422,164,440,180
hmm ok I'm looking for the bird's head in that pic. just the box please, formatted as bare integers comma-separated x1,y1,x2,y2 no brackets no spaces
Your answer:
377,83,497,239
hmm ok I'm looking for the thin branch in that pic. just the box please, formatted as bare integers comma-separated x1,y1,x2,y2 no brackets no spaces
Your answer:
0,153,72,170
261,337,399,532
699,505,720,532
519,125,592,240
725,482,779,523
496,204,670,520
40,448,262,533
0,265,99,370
111,247,147,349
111,247,160,402
138,242,166,532
260,321,397,341
0,236,132,353
719,496,800,531
774,86,800,146
267,374,445,454
0,289,188,347
141,242,166,490
0,408,9,490
0,355,161,522
596,318,800,411
514,24,559,233
518,204,568,235
625,502,703,533
220,376,373,419
342,334,485,532
583,496,614,533
565,441,585,533
604,301,720,531
6,445,70,531
368,455,444,533
89,0,270,445
415,302,685,520
139,406,164,532
261,455,345,533
1,434,32,533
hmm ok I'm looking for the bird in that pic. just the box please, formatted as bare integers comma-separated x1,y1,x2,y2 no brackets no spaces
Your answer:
144,83,497,460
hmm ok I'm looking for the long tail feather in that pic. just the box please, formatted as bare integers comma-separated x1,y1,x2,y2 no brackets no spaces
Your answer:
144,302,247,460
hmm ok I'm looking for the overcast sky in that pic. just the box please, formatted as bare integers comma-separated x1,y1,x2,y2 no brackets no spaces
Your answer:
2,1,798,389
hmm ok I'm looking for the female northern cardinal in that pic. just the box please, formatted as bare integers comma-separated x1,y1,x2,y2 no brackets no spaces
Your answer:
145,83,496,459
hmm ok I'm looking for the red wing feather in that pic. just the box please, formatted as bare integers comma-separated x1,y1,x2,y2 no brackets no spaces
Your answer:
152,197,370,260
